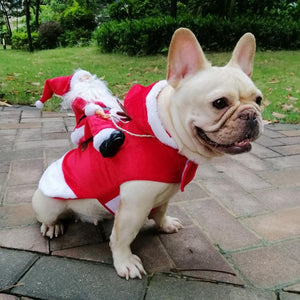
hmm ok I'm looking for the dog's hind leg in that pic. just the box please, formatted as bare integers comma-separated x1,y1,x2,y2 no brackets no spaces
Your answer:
32,189,66,238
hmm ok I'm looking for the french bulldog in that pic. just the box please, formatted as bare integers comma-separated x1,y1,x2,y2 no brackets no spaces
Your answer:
32,28,263,280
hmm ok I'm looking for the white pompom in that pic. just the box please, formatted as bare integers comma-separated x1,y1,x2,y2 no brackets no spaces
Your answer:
35,100,44,109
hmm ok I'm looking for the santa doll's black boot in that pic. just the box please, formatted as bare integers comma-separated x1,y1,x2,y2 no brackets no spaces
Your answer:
99,130,125,157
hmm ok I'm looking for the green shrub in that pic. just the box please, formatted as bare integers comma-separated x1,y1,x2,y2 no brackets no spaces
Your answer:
11,32,40,50
93,14,300,55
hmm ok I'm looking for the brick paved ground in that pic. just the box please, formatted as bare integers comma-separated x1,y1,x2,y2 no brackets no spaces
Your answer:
0,105,300,299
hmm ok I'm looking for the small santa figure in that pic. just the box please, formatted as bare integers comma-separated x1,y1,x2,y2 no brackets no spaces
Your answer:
35,69,126,157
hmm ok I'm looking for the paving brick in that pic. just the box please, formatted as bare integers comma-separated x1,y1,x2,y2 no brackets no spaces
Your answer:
231,239,300,288
0,224,49,253
252,187,300,210
280,292,300,300
146,274,276,300
213,161,271,190
279,130,300,137
270,144,300,156
0,203,36,228
52,242,113,264
167,204,194,227
159,226,243,285
0,148,43,162
202,177,268,217
171,181,209,202
182,199,261,251
278,136,300,145
251,143,282,158
49,221,103,251
255,135,285,147
12,256,147,300
261,127,286,138
4,184,36,204
242,207,300,241
0,248,38,291
15,128,42,142
261,169,300,187
229,152,272,171
284,283,300,293
14,139,70,151
0,294,18,300
265,154,300,169
8,159,43,186
21,109,41,118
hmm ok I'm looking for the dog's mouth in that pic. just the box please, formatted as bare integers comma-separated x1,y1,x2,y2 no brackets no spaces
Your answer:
196,127,252,155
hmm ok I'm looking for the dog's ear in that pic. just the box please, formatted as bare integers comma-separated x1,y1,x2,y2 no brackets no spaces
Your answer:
167,28,210,88
227,33,256,77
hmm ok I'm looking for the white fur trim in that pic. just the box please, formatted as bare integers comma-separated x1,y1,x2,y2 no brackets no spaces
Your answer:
146,80,178,149
71,125,85,145
93,128,115,151
35,100,44,109
105,195,120,214
85,103,102,116
39,155,77,199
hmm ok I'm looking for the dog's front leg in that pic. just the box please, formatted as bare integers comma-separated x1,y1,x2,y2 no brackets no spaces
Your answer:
110,181,177,279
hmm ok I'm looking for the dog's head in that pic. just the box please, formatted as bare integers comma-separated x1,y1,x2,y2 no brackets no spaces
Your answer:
159,28,263,162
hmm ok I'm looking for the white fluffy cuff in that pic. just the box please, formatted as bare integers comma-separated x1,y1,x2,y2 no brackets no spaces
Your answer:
35,100,44,109
85,103,102,116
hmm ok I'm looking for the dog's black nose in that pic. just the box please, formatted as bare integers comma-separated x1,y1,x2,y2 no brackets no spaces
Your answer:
238,109,257,121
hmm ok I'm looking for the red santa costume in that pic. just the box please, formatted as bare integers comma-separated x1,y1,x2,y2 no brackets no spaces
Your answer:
39,81,198,215
36,69,122,147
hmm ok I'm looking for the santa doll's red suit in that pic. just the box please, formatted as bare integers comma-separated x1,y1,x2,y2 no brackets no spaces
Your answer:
39,81,198,215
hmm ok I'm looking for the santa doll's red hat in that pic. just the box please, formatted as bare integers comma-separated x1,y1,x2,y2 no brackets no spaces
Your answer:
35,75,73,109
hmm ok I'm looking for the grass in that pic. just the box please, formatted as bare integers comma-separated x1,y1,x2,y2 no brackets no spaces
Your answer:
0,46,299,123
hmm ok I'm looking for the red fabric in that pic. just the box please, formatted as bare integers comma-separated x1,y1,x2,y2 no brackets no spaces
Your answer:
61,82,198,212
40,75,73,104
71,97,116,144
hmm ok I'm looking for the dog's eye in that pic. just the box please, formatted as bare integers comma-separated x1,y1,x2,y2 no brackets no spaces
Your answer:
256,96,262,106
213,97,228,110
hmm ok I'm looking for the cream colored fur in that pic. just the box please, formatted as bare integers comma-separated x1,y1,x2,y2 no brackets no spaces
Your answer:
32,28,263,279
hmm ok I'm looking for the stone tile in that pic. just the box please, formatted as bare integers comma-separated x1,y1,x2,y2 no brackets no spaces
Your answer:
284,283,300,293
278,136,300,145
279,130,300,137
280,292,300,300
8,159,43,186
42,111,70,118
265,155,300,169
182,199,261,251
159,226,243,285
133,228,174,273
228,152,272,171
267,124,300,131
0,203,36,228
242,207,300,241
12,256,147,300
231,239,300,288
15,128,42,142
0,224,49,253
251,142,282,158
252,187,300,210
167,204,194,227
171,181,209,202
214,161,271,191
202,177,268,217
270,144,300,156
14,139,69,151
0,149,43,162
49,221,103,251
261,169,300,187
21,109,41,118
146,274,276,300
194,163,225,181
0,248,38,290
0,294,18,300
52,243,113,264
42,132,70,140
4,184,36,204
261,127,286,138
255,135,285,147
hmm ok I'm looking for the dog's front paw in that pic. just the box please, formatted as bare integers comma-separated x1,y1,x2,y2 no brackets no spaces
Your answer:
159,216,183,233
40,222,64,239
114,254,146,280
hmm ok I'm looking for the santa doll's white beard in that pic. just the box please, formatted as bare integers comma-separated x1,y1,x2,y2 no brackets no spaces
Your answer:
62,78,118,110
